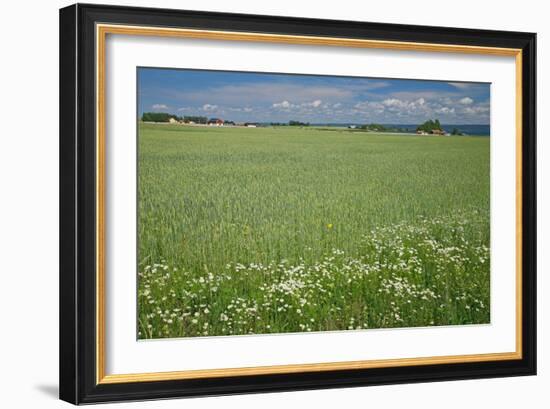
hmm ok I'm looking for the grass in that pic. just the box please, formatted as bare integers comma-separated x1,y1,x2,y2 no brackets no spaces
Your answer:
137,123,490,339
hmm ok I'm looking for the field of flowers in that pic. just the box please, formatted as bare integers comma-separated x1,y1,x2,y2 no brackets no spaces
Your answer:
137,123,490,339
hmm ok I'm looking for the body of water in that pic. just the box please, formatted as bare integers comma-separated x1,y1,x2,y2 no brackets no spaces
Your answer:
384,124,490,136
309,123,490,136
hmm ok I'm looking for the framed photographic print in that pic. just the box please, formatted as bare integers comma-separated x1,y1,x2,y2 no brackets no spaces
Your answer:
59,3,536,404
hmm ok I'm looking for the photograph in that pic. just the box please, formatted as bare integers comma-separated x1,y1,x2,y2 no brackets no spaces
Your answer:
137,68,491,340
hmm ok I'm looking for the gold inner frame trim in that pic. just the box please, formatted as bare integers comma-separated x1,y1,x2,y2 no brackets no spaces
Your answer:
96,23,523,385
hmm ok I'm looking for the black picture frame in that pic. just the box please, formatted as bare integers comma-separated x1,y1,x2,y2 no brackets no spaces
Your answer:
60,3,536,404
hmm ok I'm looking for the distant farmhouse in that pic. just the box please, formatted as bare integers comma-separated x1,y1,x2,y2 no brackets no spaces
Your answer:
140,112,246,127
207,118,225,126
416,119,446,135
416,128,447,135
244,122,258,128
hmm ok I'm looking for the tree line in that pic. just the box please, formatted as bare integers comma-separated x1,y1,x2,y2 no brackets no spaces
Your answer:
141,112,210,124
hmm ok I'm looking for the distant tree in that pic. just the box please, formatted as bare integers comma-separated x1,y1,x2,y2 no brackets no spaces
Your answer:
141,112,181,122
183,115,208,124
451,128,462,136
359,123,388,132
289,120,309,126
416,119,443,133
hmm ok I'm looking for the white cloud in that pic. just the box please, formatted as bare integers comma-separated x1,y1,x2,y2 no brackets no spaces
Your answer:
459,97,474,105
389,91,457,101
272,100,292,109
464,106,490,114
272,99,323,111
168,83,355,107
381,98,427,111
202,104,218,111
354,101,384,111
229,106,255,112
152,103,168,110
352,96,471,121
435,107,456,114
382,98,403,107
360,81,391,90
448,82,474,90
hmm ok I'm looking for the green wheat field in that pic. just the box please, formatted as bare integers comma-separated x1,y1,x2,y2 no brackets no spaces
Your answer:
137,123,490,339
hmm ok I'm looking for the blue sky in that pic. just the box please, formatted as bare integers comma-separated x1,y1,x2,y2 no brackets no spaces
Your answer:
138,68,490,124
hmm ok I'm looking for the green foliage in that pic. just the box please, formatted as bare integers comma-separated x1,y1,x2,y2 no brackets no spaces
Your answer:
416,118,443,133
452,128,463,136
183,115,208,124
289,120,310,126
141,112,181,122
137,123,490,339
359,123,388,132
356,123,413,133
